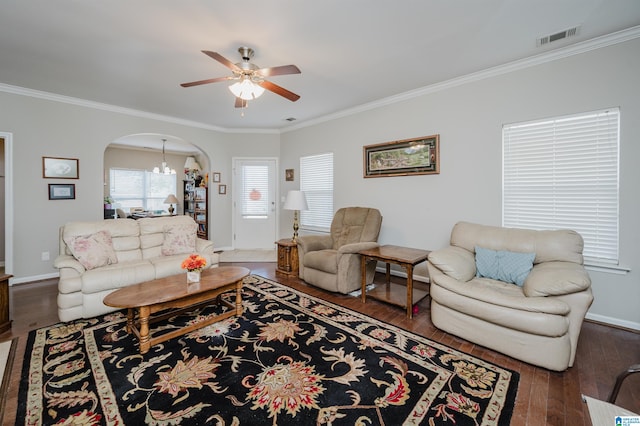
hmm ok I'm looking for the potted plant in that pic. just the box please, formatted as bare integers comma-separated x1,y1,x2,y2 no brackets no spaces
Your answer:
104,196,114,209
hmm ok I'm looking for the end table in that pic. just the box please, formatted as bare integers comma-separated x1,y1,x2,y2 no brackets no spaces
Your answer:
359,245,430,319
276,239,299,277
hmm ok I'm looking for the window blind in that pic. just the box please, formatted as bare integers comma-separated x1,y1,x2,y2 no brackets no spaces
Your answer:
241,164,269,218
503,108,620,264
300,152,334,230
110,168,176,211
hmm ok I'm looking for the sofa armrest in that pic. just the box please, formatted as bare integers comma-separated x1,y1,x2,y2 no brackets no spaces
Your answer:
297,235,333,253
428,246,476,282
53,255,86,274
196,238,214,254
337,241,379,255
523,261,591,297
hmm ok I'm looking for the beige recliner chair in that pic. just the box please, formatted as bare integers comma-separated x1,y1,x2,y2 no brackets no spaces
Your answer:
427,221,593,371
297,207,382,294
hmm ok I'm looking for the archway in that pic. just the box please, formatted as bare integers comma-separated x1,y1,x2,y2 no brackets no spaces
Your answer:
104,133,210,222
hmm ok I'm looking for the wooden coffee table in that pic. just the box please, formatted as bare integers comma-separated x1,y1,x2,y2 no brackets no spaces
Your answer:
359,245,430,319
103,266,249,354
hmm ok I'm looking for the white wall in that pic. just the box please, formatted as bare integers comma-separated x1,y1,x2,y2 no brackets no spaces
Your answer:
280,38,640,330
0,92,279,282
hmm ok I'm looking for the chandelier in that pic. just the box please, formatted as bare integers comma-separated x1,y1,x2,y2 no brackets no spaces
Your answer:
153,139,176,175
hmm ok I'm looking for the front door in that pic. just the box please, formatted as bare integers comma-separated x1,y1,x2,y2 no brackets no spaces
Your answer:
232,158,277,249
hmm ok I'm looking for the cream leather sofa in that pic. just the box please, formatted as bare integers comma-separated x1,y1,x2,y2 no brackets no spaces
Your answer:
54,215,219,322
427,221,593,371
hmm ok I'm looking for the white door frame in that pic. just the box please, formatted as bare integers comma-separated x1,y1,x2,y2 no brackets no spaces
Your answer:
1,132,13,279
231,156,279,249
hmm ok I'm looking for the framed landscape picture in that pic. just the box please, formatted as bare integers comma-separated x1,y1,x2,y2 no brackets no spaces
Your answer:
43,157,79,179
363,135,439,178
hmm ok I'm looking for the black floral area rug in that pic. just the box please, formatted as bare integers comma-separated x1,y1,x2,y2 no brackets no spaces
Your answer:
17,275,518,425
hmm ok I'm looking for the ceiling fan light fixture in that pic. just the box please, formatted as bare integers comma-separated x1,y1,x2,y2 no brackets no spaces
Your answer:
229,78,265,100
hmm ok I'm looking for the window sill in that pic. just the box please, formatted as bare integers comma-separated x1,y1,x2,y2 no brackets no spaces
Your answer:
585,263,630,275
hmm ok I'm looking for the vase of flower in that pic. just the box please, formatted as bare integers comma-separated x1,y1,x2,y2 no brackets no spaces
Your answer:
187,270,201,284
181,254,207,285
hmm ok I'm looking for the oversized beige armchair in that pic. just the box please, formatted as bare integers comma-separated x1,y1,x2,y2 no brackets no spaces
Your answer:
428,221,593,371
297,207,382,294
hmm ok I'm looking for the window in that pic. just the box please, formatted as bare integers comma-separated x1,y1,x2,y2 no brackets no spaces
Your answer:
300,152,334,231
241,164,269,218
110,168,177,212
503,108,619,265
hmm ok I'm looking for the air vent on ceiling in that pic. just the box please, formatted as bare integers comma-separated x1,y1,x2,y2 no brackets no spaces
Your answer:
285,117,297,122
537,26,580,47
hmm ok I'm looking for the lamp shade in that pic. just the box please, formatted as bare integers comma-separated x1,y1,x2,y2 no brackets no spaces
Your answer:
229,79,265,101
164,194,179,204
184,156,201,171
283,190,309,211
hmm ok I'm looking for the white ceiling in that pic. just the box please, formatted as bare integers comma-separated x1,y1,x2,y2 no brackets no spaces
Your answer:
1,0,639,152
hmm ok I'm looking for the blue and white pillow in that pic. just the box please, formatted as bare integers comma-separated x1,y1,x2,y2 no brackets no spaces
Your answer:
475,246,535,287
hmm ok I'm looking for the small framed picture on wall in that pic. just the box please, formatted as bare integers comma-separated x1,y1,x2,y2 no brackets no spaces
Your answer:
285,169,294,181
48,184,76,200
218,184,227,195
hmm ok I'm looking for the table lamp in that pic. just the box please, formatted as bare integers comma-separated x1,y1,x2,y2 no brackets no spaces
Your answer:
164,194,179,215
283,190,309,242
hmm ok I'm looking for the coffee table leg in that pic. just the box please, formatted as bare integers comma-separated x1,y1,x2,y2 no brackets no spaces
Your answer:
126,308,134,333
234,279,243,315
139,306,151,354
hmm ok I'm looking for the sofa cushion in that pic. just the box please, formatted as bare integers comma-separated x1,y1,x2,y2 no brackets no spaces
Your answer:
161,224,197,256
81,260,155,293
475,246,535,287
64,230,118,270
304,250,338,274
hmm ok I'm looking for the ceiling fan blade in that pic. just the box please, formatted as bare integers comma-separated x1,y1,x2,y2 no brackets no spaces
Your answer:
256,64,301,77
259,80,300,102
202,50,242,72
235,97,248,108
180,76,233,88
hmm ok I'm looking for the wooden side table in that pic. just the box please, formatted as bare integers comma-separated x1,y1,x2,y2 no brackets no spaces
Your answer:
0,274,12,333
359,245,430,319
276,239,299,277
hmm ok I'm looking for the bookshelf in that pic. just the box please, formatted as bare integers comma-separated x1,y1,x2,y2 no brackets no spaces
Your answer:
183,180,208,239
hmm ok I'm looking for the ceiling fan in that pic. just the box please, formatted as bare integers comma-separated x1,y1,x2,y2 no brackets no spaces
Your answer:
181,47,301,108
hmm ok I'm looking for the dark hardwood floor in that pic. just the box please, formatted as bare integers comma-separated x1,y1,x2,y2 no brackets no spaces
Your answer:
1,262,638,425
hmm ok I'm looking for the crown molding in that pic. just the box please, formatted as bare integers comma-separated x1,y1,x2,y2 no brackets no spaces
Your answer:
283,25,640,133
0,83,279,135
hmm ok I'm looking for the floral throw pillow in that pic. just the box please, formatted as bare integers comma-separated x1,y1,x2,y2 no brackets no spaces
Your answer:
161,224,197,256
64,230,118,270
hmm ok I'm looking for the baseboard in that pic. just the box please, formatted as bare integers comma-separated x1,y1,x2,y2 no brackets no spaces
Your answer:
374,265,430,283
9,272,59,285
585,312,640,332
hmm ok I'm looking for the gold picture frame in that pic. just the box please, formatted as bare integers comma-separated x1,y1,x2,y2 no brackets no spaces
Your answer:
363,135,439,178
